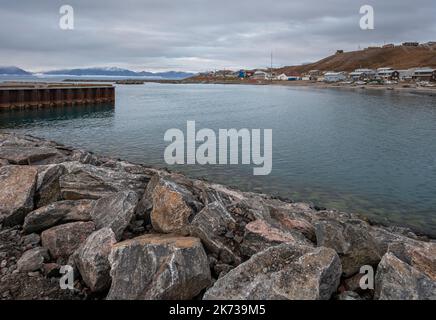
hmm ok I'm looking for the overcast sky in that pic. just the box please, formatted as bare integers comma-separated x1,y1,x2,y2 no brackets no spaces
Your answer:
0,0,435,72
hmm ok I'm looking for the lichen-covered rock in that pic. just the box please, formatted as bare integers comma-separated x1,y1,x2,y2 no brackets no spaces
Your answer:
41,221,95,260
34,164,66,208
90,191,138,240
23,200,94,234
0,146,67,165
17,247,49,272
241,219,311,257
203,243,342,300
0,165,37,226
107,234,211,300
74,228,116,292
150,176,202,233
314,218,381,276
59,162,149,200
387,241,436,281
183,201,240,264
375,252,436,300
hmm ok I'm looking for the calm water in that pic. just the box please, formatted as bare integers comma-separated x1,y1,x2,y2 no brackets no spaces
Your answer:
1,82,436,236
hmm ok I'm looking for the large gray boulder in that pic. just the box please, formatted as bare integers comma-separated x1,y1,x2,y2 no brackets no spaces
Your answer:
41,221,95,260
0,146,67,165
314,217,381,276
0,165,37,226
203,243,342,300
241,219,312,257
59,162,149,200
74,228,117,292
375,252,436,300
17,247,50,272
34,164,66,208
183,201,240,264
149,176,202,233
23,199,94,233
107,234,211,300
90,191,139,240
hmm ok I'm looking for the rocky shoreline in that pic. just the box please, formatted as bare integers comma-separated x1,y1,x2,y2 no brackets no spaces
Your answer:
0,132,435,300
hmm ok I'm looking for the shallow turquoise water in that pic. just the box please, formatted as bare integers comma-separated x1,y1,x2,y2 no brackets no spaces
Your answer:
1,83,436,236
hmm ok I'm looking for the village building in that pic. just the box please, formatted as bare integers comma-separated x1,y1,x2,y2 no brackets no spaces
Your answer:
402,42,419,47
398,69,415,81
412,68,436,82
251,70,269,80
349,68,377,81
324,72,347,82
376,68,400,81
308,70,321,81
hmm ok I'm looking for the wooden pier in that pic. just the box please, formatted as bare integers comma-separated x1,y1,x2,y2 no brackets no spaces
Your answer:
0,82,115,110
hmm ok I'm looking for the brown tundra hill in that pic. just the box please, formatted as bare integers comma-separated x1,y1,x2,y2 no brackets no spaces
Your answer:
276,45,436,74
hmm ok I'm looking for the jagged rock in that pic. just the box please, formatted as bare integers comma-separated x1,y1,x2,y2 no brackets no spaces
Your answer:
369,226,421,258
135,173,160,222
0,146,67,165
0,165,37,226
21,233,41,247
375,252,436,300
150,176,202,233
241,219,311,257
34,164,66,208
59,162,149,200
203,243,342,300
272,215,316,242
70,149,99,165
74,228,116,292
41,221,95,260
107,234,211,300
314,218,381,276
387,241,436,281
183,201,241,264
90,191,138,240
17,247,49,272
23,200,94,234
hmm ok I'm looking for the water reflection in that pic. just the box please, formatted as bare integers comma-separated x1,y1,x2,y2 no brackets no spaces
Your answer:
0,104,115,128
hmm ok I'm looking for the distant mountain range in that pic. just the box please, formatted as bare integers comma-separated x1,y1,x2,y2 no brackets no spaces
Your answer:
0,66,32,75
0,66,194,79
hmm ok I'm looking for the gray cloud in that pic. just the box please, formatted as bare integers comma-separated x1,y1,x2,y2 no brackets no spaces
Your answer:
0,0,435,72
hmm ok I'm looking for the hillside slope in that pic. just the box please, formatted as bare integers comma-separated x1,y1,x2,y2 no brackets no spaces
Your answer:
276,45,436,74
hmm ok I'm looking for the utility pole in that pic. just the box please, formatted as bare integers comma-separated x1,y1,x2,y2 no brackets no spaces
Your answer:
270,51,273,83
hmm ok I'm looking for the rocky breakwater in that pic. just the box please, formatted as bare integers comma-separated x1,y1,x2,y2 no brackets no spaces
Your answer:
0,132,435,300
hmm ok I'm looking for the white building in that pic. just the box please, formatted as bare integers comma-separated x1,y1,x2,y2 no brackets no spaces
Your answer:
324,72,347,82
252,70,268,80
349,68,377,81
398,69,415,81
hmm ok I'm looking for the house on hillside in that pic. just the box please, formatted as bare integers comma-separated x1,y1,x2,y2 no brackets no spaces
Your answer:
402,42,419,47
413,68,436,82
324,72,347,82
349,68,377,81
276,73,289,81
251,70,269,80
398,69,415,81
382,44,395,48
376,68,400,81
308,70,321,81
